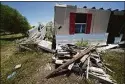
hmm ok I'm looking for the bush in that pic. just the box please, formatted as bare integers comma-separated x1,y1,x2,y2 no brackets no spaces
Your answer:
0,3,31,35
75,39,88,47
44,21,54,41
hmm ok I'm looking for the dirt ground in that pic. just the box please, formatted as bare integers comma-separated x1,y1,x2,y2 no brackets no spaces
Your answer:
1,40,92,84
1,34,125,84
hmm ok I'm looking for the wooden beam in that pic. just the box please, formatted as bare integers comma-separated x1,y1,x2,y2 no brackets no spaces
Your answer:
19,45,33,51
86,57,90,79
89,72,116,84
46,44,98,78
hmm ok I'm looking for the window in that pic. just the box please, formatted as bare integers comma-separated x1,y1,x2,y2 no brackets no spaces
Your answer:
75,23,86,33
69,13,92,34
75,13,87,23
75,13,87,34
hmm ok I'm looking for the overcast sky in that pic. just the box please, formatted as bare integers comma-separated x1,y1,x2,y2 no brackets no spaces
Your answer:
2,1,125,26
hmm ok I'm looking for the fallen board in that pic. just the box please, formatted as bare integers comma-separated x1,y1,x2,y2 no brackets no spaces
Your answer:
89,72,116,84
46,44,98,78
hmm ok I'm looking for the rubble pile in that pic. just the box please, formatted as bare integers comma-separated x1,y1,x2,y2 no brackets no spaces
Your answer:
16,24,124,84
17,24,55,53
47,44,117,84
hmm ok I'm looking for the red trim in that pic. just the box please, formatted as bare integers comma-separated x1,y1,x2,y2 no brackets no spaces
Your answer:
86,13,92,34
69,12,76,34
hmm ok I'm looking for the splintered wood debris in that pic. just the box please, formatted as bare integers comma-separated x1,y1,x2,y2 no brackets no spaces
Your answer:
46,44,117,84
17,25,55,53
16,25,122,84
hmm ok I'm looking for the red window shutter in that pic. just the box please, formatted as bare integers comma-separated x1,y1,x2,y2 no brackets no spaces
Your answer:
86,13,92,34
69,12,76,34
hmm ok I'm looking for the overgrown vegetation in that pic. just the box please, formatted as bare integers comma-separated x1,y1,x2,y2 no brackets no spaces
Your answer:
0,3,31,35
75,39,88,47
101,51,125,84
1,34,52,84
1,34,125,84
44,21,54,42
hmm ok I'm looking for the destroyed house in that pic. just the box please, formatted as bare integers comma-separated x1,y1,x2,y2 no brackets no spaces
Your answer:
54,4,125,45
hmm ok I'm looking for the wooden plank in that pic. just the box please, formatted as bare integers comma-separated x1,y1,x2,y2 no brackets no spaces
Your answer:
86,57,90,79
19,45,33,51
89,72,116,84
90,53,99,58
46,44,98,78
55,59,63,64
80,54,89,63
57,51,70,55
89,67,106,74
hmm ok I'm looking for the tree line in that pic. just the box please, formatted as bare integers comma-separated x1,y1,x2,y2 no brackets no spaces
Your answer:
0,3,31,35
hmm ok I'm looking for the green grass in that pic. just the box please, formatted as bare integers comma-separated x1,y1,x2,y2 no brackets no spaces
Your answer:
1,41,52,84
101,51,125,84
1,34,125,84
75,39,88,47
1,51,52,84
0,33,23,39
0,34,52,84
0,40,12,46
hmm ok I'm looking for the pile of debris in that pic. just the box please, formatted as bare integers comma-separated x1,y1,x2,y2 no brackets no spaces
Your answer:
16,24,124,84
17,24,55,53
46,44,117,84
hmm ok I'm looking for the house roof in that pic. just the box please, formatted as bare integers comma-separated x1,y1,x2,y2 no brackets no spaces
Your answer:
55,3,124,12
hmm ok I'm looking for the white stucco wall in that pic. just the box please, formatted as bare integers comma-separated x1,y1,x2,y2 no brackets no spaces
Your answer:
54,5,77,35
92,10,111,33
76,8,111,34
55,6,111,35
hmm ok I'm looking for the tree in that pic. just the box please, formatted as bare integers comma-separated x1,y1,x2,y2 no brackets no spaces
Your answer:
32,26,35,28
0,3,31,35
45,21,54,41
